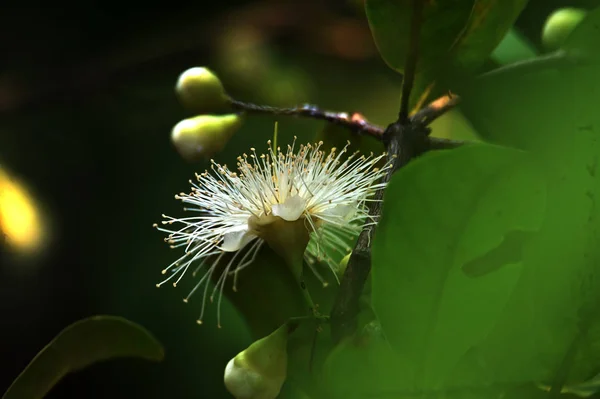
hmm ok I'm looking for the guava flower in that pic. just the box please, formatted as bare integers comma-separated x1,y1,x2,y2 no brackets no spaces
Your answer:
154,139,390,326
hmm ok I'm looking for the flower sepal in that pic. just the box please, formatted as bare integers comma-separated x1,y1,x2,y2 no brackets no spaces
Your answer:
248,214,310,281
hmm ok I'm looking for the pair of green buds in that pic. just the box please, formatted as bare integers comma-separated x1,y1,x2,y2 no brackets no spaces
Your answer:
172,67,242,162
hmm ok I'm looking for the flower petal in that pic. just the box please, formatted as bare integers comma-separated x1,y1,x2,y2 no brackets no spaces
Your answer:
271,195,307,221
221,228,256,252
322,202,358,221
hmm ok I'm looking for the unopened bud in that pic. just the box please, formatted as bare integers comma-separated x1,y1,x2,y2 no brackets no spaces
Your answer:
171,114,242,162
175,67,230,113
224,324,290,399
542,8,587,51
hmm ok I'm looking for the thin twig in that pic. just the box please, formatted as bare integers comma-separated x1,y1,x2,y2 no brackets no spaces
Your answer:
229,91,461,142
411,93,461,127
229,100,385,139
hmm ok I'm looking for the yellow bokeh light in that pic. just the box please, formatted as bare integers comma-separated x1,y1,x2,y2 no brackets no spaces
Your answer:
0,168,44,254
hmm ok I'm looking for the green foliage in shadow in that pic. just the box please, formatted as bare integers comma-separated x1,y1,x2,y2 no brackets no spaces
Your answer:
3,316,164,399
371,144,546,394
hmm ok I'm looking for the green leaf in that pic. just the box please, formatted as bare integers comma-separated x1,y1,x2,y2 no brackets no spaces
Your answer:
322,319,539,399
449,0,529,70
453,6,600,389
371,144,546,389
462,230,533,278
3,316,164,399
322,320,412,399
365,0,472,73
459,7,600,151
365,0,527,75
491,28,538,65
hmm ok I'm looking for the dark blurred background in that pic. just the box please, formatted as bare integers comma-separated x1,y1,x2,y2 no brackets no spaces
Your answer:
0,0,596,398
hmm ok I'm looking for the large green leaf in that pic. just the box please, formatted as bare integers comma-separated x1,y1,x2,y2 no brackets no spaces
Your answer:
365,0,471,74
3,316,164,399
322,318,424,399
459,7,600,151
365,0,527,75
449,0,529,70
323,319,542,399
371,144,546,390
452,7,600,389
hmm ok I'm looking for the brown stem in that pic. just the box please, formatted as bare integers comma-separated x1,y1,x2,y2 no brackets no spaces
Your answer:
229,90,461,140
329,119,434,342
411,92,461,127
229,100,385,139
398,0,425,124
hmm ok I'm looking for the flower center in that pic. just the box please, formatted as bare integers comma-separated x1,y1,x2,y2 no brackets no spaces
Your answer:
271,194,307,221
248,213,310,279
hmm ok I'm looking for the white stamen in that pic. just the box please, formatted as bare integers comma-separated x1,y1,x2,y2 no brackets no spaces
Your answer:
155,139,391,325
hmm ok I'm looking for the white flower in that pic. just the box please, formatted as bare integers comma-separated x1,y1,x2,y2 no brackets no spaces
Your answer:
154,138,390,326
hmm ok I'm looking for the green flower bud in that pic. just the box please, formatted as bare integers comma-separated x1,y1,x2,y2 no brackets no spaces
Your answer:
542,8,588,51
171,114,242,162
175,67,230,112
224,324,290,399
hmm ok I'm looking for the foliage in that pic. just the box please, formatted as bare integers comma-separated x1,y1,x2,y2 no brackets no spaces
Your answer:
358,3,600,398
365,0,528,107
6,2,600,399
371,144,546,393
2,316,163,399
365,0,528,74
